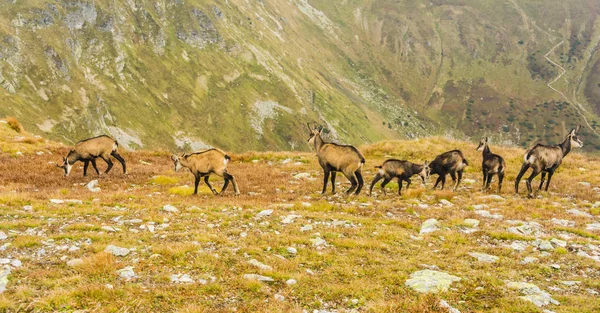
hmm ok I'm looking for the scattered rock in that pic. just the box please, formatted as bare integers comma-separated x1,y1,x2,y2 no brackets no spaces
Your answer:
170,274,195,284
22,205,33,212
463,219,480,228
248,259,273,271
274,293,285,301
116,266,136,280
256,209,273,218
510,241,529,251
468,252,499,263
311,237,327,248
549,238,567,248
521,257,538,264
300,225,313,232
440,199,453,207
561,281,580,286
405,270,461,293
420,219,440,235
293,172,311,179
104,245,130,257
0,266,10,294
243,274,274,282
586,223,600,231
10,260,21,267
67,258,84,267
551,218,575,227
506,281,559,307
281,214,301,224
101,226,118,232
286,279,297,285
533,240,554,251
162,204,180,213
566,209,592,218
507,222,545,237
481,195,505,201
287,247,297,255
474,210,503,220
86,179,101,192
439,299,461,313
0,232,7,240
550,264,560,270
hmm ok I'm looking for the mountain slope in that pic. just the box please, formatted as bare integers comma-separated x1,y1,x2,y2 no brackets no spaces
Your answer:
0,0,599,151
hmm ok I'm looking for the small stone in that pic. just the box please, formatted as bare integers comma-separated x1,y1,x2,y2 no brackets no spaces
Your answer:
439,299,461,313
105,284,114,289
586,223,600,231
50,199,65,204
550,238,567,248
101,226,118,232
243,274,274,282
0,232,7,240
274,293,285,301
9,260,21,267
104,245,130,257
170,274,195,284
0,266,10,294
419,218,440,235
468,252,499,263
67,259,84,267
550,264,561,269
287,247,297,255
463,219,480,228
22,205,33,212
311,237,327,247
439,199,453,207
86,180,101,192
162,205,180,213
474,210,503,220
293,172,311,179
561,281,580,286
566,209,592,218
533,239,554,251
248,259,273,271
351,299,359,305
506,281,559,307
300,225,313,232
405,270,461,293
256,209,273,218
240,232,247,238
282,214,301,224
116,266,136,280
521,257,538,264
510,241,529,251
286,279,297,285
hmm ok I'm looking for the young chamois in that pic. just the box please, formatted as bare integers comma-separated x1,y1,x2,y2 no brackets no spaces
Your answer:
429,150,468,191
368,159,430,196
476,137,505,192
57,135,126,177
515,125,583,198
171,149,240,195
307,124,365,195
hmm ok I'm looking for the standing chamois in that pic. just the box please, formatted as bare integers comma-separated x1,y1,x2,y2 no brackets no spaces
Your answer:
515,125,583,198
476,137,505,192
369,159,430,196
171,149,240,195
57,135,126,177
429,150,468,191
307,124,365,195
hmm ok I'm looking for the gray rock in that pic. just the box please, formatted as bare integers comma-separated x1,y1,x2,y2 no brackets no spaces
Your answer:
287,247,297,254
506,281,559,307
550,238,567,248
475,210,503,220
300,224,313,232
468,252,499,263
507,222,545,237
0,231,6,240
439,199,453,207
439,299,461,313
170,273,195,284
510,241,529,251
566,209,592,218
286,278,297,285
586,223,600,231
550,218,575,227
405,270,461,293
104,245,130,257
420,218,440,235
256,209,273,218
521,257,539,264
67,258,84,267
116,266,136,280
248,259,273,271
561,281,580,286
162,204,180,213
0,266,10,294
533,240,554,251
274,293,285,301
243,274,274,282
463,219,480,228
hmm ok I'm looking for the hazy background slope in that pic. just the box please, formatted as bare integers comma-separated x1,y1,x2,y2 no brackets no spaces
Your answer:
0,0,599,151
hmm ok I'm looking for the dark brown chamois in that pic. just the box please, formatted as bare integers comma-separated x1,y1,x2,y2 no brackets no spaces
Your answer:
57,135,126,177
515,125,583,198
368,159,430,196
171,148,240,195
307,124,365,195
429,150,468,191
476,137,505,192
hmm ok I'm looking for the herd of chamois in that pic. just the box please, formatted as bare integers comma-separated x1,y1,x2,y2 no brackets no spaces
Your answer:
56,125,584,198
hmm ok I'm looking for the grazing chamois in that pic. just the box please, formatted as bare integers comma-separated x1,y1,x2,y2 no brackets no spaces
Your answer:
476,137,505,192
429,150,468,191
369,159,430,196
307,124,365,195
515,125,583,197
171,149,240,195
57,135,126,177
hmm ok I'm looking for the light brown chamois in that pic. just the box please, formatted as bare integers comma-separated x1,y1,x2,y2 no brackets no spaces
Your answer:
57,135,126,177
369,159,430,196
171,148,240,195
307,124,365,195
476,137,505,192
429,150,468,191
515,125,583,198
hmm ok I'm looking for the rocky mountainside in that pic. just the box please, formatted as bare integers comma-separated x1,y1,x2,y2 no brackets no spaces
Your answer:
1,0,600,151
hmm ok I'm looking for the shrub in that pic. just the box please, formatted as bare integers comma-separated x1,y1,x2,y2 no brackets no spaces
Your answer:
6,117,24,133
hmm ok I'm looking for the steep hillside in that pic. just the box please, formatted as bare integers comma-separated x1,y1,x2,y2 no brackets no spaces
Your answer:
0,0,600,151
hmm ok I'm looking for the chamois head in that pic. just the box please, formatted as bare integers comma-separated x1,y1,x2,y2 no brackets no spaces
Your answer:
171,154,185,172
419,161,430,182
569,125,583,148
307,123,323,146
476,137,488,151
56,151,75,176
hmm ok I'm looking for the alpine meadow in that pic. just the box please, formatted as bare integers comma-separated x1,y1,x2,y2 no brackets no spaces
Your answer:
1,1,600,313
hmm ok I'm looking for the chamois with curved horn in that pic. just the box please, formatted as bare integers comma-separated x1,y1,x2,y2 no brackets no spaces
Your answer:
515,125,583,198
57,135,126,177
476,137,505,192
429,150,468,191
369,159,430,196
171,149,240,195
307,124,365,195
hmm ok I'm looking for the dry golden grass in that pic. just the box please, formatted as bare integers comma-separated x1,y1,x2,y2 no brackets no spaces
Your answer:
0,136,599,312
5,117,23,133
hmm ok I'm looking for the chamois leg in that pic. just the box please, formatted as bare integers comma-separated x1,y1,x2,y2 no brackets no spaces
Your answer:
83,161,89,177
322,169,330,194
433,176,442,189
193,174,202,195
514,163,530,194
344,171,358,195
204,176,218,195
90,159,100,176
330,172,337,193
526,168,541,198
354,170,364,195
482,171,488,190
497,171,504,193
485,173,493,191
544,170,554,191
380,177,392,196
456,170,464,191
100,155,114,174
440,175,447,190
405,178,412,191
111,151,127,174
538,172,546,191
450,172,459,191
222,172,240,195
369,173,383,196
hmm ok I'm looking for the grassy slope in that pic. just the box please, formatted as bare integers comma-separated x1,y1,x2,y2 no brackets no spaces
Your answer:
0,121,599,312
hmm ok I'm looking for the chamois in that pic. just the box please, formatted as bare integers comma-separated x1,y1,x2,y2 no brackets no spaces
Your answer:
476,137,505,192
57,135,126,177
429,150,468,191
307,124,365,195
171,149,240,195
369,159,430,196
515,125,583,197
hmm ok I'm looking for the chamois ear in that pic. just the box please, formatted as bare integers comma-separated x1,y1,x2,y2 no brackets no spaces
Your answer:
317,125,324,133
575,125,582,134
424,161,429,166
485,137,488,143
171,154,178,162
306,122,312,132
